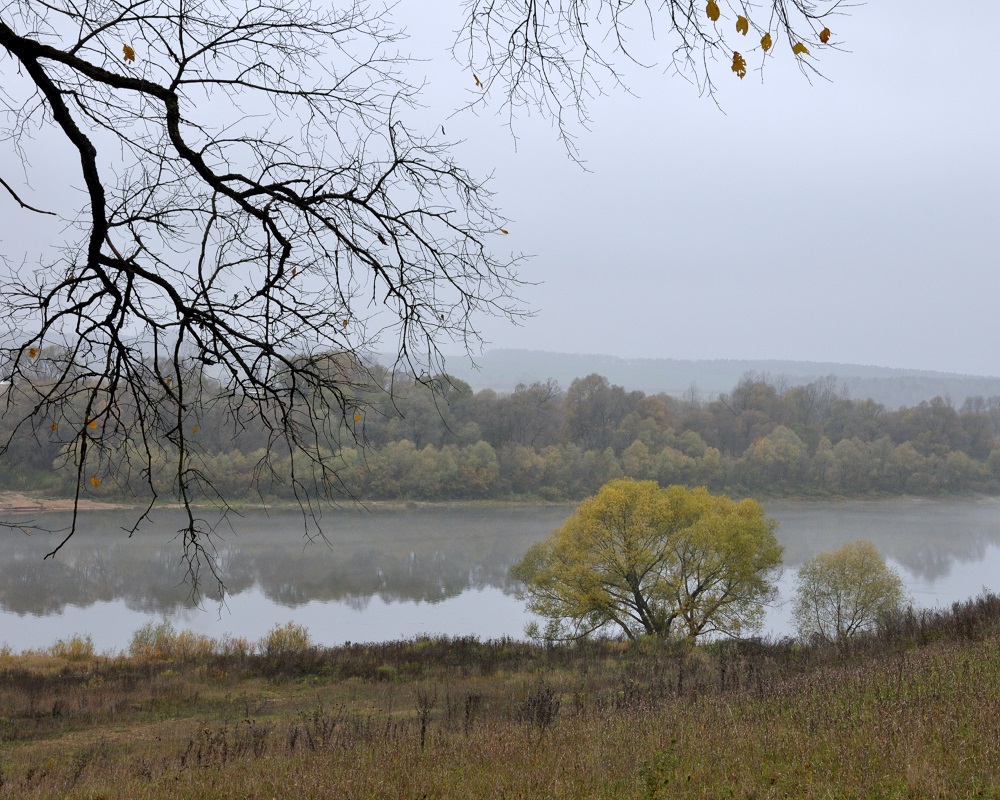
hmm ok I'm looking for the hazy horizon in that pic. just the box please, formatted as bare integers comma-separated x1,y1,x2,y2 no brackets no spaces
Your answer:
447,348,1000,381
402,0,1000,378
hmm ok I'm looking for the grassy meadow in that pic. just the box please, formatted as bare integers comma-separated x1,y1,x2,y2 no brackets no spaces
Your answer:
3,598,1000,799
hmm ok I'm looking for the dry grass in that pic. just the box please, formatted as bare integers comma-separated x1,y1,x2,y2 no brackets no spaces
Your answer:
3,597,1000,798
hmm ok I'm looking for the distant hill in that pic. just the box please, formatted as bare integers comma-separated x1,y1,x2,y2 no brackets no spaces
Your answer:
443,350,1000,409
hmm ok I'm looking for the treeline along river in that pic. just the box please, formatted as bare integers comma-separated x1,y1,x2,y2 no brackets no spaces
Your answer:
8,371,1000,502
2,498,1000,651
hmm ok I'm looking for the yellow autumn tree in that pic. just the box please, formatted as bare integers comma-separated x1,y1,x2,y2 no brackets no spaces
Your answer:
512,479,782,641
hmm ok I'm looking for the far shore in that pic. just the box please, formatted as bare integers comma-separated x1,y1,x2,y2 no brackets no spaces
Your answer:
2,489,997,517
0,491,577,516
0,491,130,514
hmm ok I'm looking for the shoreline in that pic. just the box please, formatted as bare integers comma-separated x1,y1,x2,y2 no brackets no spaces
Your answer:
2,490,999,516
0,491,131,514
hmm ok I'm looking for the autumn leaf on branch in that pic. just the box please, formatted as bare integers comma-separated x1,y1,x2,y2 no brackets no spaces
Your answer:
761,33,773,52
123,44,135,63
792,42,810,55
706,1,720,22
820,28,831,44
731,51,747,79
736,16,749,35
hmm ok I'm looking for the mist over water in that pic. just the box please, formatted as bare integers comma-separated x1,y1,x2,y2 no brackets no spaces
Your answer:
2,499,999,651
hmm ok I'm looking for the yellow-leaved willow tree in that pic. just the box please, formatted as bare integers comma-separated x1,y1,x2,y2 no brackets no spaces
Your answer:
512,479,783,641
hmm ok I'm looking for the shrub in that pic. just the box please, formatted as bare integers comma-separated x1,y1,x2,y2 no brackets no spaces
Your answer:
49,633,95,661
260,622,311,658
129,621,179,660
220,634,257,659
172,629,217,661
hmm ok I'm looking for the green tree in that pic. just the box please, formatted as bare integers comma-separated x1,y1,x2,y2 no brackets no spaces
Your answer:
455,441,501,498
512,479,782,641
655,447,696,487
792,539,907,642
768,426,808,484
563,374,641,451
497,443,546,495
621,440,655,480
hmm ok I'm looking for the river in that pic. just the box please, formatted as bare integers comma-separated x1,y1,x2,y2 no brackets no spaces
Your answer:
2,497,999,651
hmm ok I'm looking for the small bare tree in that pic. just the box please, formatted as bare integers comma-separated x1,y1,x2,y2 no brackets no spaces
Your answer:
0,0,846,586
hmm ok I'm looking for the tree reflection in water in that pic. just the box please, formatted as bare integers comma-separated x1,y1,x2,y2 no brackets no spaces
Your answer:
2,499,1000,645
766,497,1000,581
0,506,574,616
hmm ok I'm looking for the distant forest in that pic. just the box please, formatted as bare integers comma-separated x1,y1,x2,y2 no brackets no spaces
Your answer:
5,363,1000,502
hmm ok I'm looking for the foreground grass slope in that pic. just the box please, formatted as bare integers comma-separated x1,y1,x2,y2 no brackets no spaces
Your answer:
3,597,1000,799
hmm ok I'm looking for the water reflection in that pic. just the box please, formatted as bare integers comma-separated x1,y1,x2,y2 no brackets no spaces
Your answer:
765,497,1000,581
2,499,1000,649
0,506,573,616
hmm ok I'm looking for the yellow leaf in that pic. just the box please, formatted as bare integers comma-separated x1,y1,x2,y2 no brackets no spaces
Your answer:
166,378,172,387
706,0,720,22
28,347,39,359
819,27,831,44
353,412,362,423
192,424,200,434
731,51,747,79
123,44,135,63
761,32,773,52
50,422,58,432
500,228,509,235
87,419,98,430
792,42,810,55
90,476,101,487
473,73,482,88
736,15,749,35
341,319,348,327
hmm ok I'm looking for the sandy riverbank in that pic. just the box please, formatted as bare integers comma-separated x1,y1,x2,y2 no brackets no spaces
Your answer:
0,491,128,513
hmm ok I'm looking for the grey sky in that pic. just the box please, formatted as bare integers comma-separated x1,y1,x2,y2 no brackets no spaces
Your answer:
400,0,1000,377
3,1,997,377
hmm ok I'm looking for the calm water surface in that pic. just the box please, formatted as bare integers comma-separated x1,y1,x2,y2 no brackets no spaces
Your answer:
2,498,1000,651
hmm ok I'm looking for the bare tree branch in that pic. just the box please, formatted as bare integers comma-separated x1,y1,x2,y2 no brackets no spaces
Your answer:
0,175,56,214
0,0,525,590
455,0,853,158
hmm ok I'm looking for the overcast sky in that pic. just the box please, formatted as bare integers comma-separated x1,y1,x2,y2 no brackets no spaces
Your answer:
2,1,997,377
397,0,1000,377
